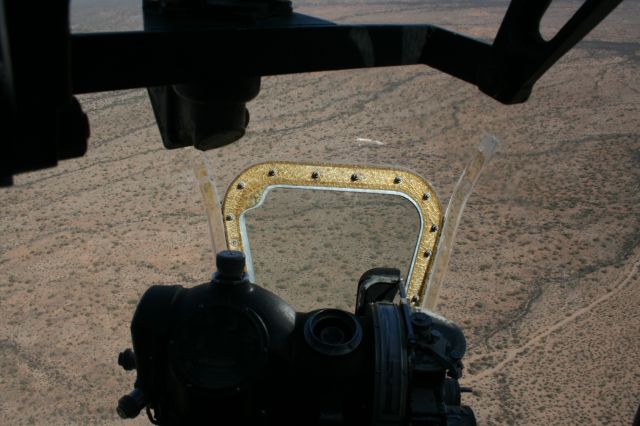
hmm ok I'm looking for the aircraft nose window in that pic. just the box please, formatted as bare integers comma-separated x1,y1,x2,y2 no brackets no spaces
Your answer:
243,188,421,311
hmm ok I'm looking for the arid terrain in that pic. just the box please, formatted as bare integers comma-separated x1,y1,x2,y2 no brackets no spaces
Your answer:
1,0,639,424
245,189,421,311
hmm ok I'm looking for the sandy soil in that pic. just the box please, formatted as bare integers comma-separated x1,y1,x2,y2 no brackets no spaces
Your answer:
245,189,421,311
1,1,639,424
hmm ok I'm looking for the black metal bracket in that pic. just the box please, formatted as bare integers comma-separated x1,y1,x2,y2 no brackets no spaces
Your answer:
70,0,624,102
0,0,623,184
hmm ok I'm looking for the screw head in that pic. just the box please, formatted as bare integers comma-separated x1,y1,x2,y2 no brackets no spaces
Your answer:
236,182,245,190
311,171,320,179
422,193,430,201
394,176,402,184
350,173,359,182
430,224,438,232
423,250,431,258
225,214,234,221
268,169,276,177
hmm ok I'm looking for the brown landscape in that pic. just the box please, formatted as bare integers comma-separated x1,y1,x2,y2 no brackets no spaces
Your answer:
245,188,421,311
1,0,639,424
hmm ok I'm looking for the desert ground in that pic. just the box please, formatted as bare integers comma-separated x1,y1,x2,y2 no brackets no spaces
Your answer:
245,189,421,311
1,0,639,424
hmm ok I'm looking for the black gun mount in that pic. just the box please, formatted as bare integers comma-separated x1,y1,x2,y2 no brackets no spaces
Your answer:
0,0,622,185
117,251,475,425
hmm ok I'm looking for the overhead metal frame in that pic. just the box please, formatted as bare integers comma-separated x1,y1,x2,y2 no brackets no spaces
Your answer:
0,0,624,184
70,0,625,103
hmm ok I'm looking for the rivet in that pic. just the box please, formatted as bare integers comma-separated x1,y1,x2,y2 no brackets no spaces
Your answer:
268,169,276,177
411,296,419,304
311,171,320,179
430,224,438,232
231,240,238,246
236,182,245,190
351,173,359,182
394,176,402,184
225,214,234,221
423,250,431,258
422,193,430,201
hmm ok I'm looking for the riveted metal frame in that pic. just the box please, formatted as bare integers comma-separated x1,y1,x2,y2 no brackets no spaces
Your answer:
222,162,442,304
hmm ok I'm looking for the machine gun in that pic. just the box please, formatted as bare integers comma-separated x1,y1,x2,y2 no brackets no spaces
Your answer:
116,250,475,425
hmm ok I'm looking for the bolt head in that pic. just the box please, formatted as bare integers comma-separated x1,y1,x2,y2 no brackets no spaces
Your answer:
430,329,442,341
449,349,464,360
411,312,433,329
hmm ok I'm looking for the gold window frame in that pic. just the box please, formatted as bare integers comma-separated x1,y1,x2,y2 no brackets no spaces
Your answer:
222,162,442,305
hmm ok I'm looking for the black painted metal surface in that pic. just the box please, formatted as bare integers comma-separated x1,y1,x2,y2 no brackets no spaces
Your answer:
0,0,624,183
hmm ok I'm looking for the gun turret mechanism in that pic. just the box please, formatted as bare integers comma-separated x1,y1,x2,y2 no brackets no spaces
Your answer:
117,251,475,425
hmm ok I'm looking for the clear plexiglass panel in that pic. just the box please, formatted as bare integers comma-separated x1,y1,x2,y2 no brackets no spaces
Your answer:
242,187,421,311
